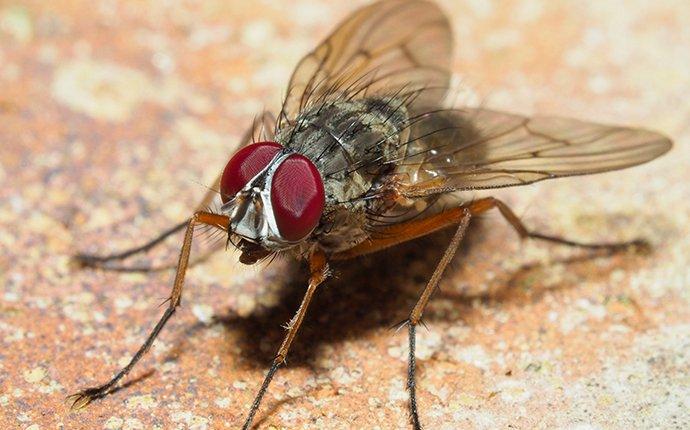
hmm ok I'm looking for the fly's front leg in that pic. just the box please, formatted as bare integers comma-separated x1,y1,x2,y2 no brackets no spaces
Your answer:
242,250,329,430
67,211,229,409
73,175,222,271
74,106,275,271
467,197,649,253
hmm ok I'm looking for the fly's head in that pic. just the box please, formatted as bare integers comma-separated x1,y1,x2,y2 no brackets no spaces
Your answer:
219,142,325,264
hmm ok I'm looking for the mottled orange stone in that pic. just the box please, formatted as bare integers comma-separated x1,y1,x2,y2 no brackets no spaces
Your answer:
1,1,689,429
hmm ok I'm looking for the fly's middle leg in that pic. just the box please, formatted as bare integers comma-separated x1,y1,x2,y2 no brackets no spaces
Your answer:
73,175,222,271
72,219,188,270
406,208,472,430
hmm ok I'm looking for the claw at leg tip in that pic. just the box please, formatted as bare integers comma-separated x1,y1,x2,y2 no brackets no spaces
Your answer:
66,392,92,411
630,239,652,255
69,254,95,270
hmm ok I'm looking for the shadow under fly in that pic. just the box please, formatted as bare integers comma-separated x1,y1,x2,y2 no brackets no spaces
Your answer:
161,221,479,372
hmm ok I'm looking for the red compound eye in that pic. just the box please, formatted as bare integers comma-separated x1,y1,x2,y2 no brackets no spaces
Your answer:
270,154,325,242
220,141,282,203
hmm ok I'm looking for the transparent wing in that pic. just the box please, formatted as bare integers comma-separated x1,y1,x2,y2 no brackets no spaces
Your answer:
278,0,452,126
393,108,672,195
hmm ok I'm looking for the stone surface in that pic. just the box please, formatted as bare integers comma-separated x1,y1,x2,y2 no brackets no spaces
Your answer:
1,1,689,429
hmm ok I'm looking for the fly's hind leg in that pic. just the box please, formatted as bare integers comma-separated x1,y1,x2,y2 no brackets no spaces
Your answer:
402,198,648,428
333,196,649,429
73,175,222,271
468,197,649,253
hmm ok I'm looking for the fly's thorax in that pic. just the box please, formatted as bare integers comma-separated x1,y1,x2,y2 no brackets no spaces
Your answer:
274,97,411,252
278,97,409,200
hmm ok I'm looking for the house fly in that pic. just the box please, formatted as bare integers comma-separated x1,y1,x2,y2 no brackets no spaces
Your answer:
67,0,672,428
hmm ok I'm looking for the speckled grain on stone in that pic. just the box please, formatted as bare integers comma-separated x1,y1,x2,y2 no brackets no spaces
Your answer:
1,1,689,429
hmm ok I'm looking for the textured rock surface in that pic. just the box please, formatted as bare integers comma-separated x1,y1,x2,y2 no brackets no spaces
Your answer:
1,1,689,429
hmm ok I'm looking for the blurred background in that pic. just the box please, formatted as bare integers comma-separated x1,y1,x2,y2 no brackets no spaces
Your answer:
1,1,689,429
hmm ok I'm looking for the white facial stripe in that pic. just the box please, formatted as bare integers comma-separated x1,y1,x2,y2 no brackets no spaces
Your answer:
257,152,292,242
221,149,296,246
220,149,285,212
241,150,288,193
